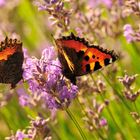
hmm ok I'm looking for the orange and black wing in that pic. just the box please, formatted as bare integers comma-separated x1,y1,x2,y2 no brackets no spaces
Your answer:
0,37,24,88
55,33,118,84
81,45,118,74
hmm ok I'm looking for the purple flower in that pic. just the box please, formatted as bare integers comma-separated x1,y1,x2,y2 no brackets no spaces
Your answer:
27,117,51,139
0,0,5,7
123,24,135,43
15,131,27,140
34,0,71,30
17,87,30,106
88,0,112,8
83,99,108,131
22,47,78,109
118,74,140,101
118,0,123,6
35,0,62,11
99,118,107,126
118,74,138,88
44,0,59,4
5,130,27,140
5,117,51,140
102,0,112,8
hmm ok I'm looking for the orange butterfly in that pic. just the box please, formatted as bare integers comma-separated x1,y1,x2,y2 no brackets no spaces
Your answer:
55,33,118,84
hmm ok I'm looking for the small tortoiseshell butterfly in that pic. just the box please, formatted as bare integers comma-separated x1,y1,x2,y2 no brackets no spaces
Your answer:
0,37,24,88
55,33,118,84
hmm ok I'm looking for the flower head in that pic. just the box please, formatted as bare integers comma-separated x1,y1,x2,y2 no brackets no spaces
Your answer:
99,118,107,127
118,74,138,88
5,130,28,140
0,0,5,7
22,47,78,110
5,116,51,140
118,74,140,101
27,117,51,139
34,0,71,30
123,24,135,43
122,0,140,17
88,0,112,8
130,112,140,124
83,99,108,131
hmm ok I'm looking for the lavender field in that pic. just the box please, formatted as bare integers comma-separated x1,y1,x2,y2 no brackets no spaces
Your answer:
0,0,140,140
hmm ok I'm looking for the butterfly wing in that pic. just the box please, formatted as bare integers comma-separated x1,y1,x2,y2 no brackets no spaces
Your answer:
0,37,23,88
56,33,118,84
56,37,85,84
81,45,118,74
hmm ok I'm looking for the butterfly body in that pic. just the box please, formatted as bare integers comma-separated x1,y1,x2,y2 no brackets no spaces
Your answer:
56,33,118,84
0,37,23,88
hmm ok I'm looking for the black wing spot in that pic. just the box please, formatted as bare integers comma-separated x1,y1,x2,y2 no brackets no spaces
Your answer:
94,61,102,71
84,55,89,61
104,58,110,66
85,64,91,72
97,57,99,59
77,50,85,58
92,55,95,59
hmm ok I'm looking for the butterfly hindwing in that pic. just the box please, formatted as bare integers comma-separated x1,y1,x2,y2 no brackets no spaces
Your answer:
55,33,118,84
0,37,23,88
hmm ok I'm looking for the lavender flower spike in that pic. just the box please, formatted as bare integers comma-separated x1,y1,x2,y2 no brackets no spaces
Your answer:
5,116,51,140
22,46,78,110
5,130,28,140
123,24,135,43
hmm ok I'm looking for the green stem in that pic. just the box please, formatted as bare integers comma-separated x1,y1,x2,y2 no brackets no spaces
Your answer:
133,102,139,114
75,96,85,114
49,124,62,140
66,108,87,140
132,42,140,55
106,105,126,140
